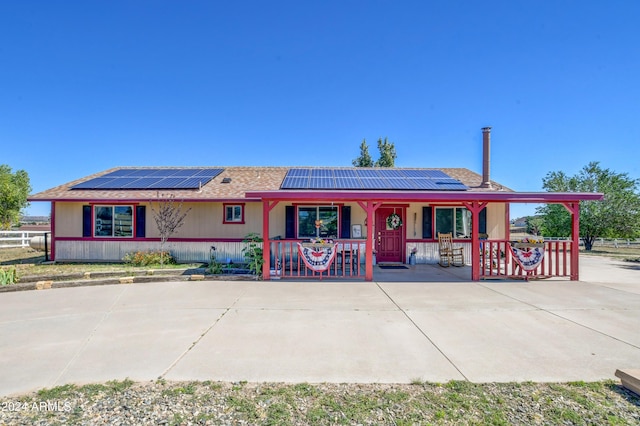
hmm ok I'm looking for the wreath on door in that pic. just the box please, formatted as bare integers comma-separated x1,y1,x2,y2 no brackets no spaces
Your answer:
386,213,403,230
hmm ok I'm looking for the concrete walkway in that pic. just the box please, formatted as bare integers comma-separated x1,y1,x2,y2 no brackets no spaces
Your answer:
1,256,639,397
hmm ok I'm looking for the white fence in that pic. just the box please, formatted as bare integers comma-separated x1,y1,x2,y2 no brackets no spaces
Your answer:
577,238,640,248
0,231,49,249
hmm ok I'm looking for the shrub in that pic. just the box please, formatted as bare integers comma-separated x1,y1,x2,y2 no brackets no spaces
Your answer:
123,251,176,267
0,266,18,285
208,249,223,274
242,233,264,279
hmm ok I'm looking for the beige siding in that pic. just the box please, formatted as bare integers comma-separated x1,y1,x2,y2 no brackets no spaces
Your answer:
486,203,507,238
349,202,368,237
146,201,263,239
55,202,85,237
52,200,510,242
405,205,423,238
268,203,286,238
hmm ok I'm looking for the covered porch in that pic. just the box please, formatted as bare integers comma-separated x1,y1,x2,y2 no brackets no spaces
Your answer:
246,190,603,282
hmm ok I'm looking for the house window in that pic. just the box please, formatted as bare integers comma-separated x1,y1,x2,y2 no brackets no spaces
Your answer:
223,203,245,224
94,205,133,237
298,206,338,238
435,207,471,238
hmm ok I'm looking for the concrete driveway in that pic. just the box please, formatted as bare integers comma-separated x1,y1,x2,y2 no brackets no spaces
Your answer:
1,255,639,397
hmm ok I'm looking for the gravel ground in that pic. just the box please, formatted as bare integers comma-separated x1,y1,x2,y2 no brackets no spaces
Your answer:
2,379,639,425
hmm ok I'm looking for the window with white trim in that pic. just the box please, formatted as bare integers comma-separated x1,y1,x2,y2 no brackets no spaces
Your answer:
223,204,244,224
94,205,134,237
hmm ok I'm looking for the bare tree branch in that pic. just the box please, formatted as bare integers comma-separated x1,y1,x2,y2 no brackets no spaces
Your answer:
149,193,191,266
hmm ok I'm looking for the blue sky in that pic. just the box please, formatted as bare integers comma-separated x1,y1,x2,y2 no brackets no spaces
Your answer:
2,1,638,219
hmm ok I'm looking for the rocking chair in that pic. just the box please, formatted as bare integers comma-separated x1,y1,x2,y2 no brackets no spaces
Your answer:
438,232,464,267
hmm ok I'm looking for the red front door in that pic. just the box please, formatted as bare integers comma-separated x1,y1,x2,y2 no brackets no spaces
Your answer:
375,207,404,263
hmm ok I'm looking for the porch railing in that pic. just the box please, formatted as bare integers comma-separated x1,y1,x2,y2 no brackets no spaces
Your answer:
269,239,365,279
268,238,574,281
479,239,574,279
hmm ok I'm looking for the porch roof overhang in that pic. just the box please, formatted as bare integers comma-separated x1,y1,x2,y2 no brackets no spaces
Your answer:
245,190,604,203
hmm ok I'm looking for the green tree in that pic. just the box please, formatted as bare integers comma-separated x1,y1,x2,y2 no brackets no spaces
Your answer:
352,139,374,167
375,137,397,167
0,165,31,230
525,216,543,236
536,162,640,250
352,137,397,167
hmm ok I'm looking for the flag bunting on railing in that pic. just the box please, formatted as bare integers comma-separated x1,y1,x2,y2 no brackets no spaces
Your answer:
297,243,338,272
509,245,545,271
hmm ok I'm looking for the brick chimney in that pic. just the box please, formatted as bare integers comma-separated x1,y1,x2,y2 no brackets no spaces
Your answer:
481,127,492,188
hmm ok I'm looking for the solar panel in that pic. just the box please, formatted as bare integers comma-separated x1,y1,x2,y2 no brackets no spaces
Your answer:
194,169,223,177
359,178,389,189
102,169,137,177
356,169,379,178
71,168,224,190
412,180,439,190
436,179,464,185
173,177,210,188
70,177,118,189
436,179,468,190
311,169,333,178
126,169,163,177
424,170,449,178
122,178,163,188
385,179,416,189
308,178,334,189
377,169,403,178
170,168,203,177
97,178,140,189
287,169,310,177
277,168,468,191
335,177,362,189
147,177,186,189
152,169,181,177
334,169,358,177
281,176,308,189
398,169,423,178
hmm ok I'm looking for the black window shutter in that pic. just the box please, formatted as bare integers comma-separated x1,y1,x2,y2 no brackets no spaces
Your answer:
479,207,487,235
340,206,351,238
422,206,433,239
82,205,92,237
136,206,146,238
285,206,295,239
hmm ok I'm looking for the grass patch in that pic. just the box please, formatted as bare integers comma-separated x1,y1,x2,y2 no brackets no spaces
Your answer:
6,380,639,425
226,394,259,421
162,382,198,397
0,247,204,278
36,383,78,400
580,245,640,261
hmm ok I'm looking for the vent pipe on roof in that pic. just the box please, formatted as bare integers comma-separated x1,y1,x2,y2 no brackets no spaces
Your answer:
481,127,492,189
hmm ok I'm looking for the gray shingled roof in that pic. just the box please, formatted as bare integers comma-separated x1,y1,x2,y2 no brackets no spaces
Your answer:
29,166,512,202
